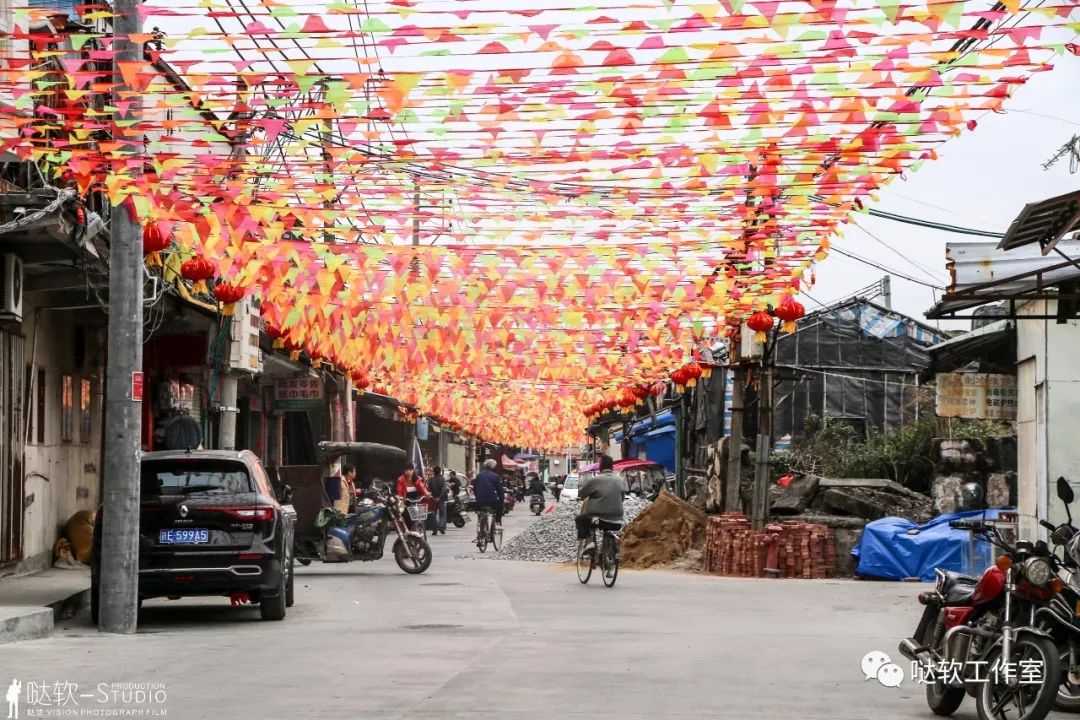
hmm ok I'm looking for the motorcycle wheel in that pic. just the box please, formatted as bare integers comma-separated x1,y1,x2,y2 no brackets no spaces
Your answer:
1055,648,1080,713
393,536,432,574
452,516,466,528
976,634,1061,720
926,680,966,716
297,558,312,566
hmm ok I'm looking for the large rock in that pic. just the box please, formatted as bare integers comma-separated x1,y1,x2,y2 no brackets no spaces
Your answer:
771,474,821,515
987,472,1016,508
932,475,964,514
822,488,887,519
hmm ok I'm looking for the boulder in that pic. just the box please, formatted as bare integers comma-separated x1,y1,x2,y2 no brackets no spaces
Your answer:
771,474,821,515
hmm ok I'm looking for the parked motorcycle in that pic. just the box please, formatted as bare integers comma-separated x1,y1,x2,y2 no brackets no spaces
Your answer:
899,517,1061,720
446,494,468,528
1032,477,1080,713
503,491,516,514
296,492,432,574
529,493,544,516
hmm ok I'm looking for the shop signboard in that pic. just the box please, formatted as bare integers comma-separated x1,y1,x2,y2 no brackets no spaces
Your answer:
936,373,1017,420
273,376,325,411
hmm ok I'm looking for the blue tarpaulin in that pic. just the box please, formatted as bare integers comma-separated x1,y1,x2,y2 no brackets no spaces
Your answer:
852,508,1010,582
629,425,676,473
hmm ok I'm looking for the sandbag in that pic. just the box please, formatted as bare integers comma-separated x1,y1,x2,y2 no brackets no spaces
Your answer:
65,510,96,564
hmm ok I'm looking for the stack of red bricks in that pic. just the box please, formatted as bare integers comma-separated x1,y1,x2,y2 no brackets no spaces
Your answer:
703,512,837,579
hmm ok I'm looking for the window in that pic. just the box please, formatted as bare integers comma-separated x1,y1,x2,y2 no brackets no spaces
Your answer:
141,460,252,496
36,368,45,444
61,373,74,442
79,378,92,444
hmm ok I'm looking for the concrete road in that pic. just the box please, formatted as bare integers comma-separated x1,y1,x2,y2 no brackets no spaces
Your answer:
0,509,1059,719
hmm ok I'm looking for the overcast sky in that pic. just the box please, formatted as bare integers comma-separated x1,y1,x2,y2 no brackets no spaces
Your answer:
815,50,1080,330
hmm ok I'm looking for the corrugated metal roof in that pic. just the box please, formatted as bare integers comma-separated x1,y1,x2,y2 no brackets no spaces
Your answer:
999,189,1080,253
926,240,1080,318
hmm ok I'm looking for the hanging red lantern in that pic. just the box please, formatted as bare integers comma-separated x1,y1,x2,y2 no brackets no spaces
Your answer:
774,295,806,334
671,367,689,393
618,390,636,410
747,310,775,344
685,362,703,388
142,223,169,266
180,255,214,294
265,325,286,350
631,384,649,405
212,281,245,316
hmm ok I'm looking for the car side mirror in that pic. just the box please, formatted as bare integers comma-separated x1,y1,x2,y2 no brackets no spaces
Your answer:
1059,477,1075,504
278,484,293,504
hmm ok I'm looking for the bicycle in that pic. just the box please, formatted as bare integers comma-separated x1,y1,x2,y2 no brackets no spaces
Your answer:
577,518,621,587
475,508,503,553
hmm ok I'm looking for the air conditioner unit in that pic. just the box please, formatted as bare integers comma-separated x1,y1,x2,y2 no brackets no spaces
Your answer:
227,296,263,374
738,323,763,360
0,253,24,323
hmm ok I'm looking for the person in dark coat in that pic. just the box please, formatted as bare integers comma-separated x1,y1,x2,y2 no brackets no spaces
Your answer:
472,459,505,527
428,466,447,535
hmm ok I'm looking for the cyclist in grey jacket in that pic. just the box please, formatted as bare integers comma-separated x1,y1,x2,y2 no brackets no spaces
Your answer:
575,454,627,551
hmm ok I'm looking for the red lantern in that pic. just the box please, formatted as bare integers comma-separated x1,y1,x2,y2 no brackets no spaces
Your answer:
142,224,169,266
685,362,703,388
212,281,245,316
618,390,636,410
265,325,286,350
180,256,215,294
747,310,775,344
774,295,806,334
671,367,689,393
631,384,649,405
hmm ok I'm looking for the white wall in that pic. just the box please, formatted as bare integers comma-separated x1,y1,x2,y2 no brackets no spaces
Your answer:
19,297,103,565
1016,300,1080,538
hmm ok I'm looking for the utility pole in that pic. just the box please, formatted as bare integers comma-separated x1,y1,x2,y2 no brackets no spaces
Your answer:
750,331,776,530
99,0,143,634
724,365,744,512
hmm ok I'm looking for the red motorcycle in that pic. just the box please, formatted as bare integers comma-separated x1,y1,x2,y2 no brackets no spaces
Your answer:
899,518,1061,720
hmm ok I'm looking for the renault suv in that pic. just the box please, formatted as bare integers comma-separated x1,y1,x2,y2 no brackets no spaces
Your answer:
91,449,296,622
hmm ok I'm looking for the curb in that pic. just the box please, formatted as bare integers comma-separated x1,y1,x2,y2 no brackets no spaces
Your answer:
0,587,90,644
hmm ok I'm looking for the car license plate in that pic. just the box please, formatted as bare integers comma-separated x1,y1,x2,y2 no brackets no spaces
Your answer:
159,528,209,544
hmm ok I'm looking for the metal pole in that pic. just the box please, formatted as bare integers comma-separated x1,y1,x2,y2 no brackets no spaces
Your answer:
217,375,238,450
724,365,744,512
751,351,775,530
99,0,143,634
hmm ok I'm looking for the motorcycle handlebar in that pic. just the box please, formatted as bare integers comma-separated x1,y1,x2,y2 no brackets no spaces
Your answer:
1041,520,1058,532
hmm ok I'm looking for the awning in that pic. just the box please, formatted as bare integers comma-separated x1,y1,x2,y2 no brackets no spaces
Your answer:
927,319,1015,374
614,409,675,442
500,454,522,469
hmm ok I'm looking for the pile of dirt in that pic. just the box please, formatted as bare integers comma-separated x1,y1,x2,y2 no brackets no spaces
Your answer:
621,491,707,569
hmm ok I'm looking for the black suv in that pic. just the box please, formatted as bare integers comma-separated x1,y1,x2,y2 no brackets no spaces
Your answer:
92,450,296,622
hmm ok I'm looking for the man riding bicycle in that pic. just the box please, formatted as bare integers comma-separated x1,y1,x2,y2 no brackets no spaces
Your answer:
472,458,505,528
575,454,627,552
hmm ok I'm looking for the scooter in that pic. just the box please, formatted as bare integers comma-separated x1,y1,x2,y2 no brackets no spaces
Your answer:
446,494,468,528
529,493,544,516
296,491,432,574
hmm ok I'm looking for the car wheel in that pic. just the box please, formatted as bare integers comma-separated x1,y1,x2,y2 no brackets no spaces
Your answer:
285,552,295,608
260,562,287,621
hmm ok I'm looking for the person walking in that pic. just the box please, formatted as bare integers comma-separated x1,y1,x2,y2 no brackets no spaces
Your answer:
473,459,505,528
428,466,448,535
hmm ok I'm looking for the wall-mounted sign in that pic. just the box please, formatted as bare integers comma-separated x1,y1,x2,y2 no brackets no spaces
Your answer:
274,376,324,411
936,373,1017,420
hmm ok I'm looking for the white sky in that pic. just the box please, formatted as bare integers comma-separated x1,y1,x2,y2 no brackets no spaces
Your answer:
816,51,1080,330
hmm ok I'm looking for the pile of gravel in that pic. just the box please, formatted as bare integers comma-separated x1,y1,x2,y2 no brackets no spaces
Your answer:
495,496,650,562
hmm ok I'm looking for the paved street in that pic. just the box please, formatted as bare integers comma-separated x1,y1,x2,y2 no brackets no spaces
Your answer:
0,510,1054,720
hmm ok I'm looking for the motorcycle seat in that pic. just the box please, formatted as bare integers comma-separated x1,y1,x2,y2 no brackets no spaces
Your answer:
940,571,978,605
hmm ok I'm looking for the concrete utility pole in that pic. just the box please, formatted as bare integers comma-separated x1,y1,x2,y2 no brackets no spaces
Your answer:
99,0,143,634
750,335,776,530
724,365,744,512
